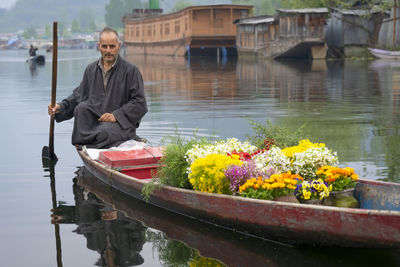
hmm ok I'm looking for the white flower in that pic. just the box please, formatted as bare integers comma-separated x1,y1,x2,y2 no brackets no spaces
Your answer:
290,147,338,179
265,146,291,173
185,138,258,168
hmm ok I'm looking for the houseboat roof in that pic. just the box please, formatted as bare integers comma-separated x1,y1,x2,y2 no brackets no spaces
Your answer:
124,4,253,23
234,15,275,25
330,7,387,16
277,8,329,14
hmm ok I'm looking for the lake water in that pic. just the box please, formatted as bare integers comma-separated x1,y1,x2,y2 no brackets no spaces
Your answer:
0,48,400,266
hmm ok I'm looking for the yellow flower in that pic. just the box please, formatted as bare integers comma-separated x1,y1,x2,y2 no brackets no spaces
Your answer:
189,153,242,194
303,190,311,200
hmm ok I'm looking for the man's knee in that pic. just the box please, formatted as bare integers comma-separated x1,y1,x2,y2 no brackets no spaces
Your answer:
73,102,90,118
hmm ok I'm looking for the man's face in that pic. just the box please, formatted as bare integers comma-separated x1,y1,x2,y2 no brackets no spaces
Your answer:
98,32,121,65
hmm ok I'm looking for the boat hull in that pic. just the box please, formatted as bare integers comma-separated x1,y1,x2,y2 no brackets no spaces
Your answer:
368,48,400,60
78,149,400,247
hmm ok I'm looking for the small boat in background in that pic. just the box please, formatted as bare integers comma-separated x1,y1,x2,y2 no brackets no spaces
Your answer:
28,55,45,65
368,48,400,60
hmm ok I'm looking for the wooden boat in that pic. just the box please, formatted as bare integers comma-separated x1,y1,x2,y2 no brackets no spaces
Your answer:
368,48,400,60
77,147,400,248
28,55,45,65
75,169,400,266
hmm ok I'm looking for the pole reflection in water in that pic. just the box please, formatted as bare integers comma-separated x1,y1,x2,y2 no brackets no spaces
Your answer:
42,159,63,267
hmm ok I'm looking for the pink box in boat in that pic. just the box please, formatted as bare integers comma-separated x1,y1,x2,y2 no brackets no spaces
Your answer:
98,147,163,179
99,147,163,168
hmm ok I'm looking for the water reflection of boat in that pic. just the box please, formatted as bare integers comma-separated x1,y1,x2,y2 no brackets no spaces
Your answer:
370,59,400,69
77,147,400,248
75,168,400,266
368,48,400,60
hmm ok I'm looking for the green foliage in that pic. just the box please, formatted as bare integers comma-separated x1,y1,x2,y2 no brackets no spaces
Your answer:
0,0,108,33
105,0,125,28
279,0,329,9
105,0,146,28
232,0,279,15
88,20,97,32
239,186,294,200
247,119,308,149
330,177,357,191
23,27,37,39
44,25,51,37
141,131,212,201
125,0,146,10
71,19,80,33
278,0,393,13
172,0,192,12
79,7,95,31
146,230,197,266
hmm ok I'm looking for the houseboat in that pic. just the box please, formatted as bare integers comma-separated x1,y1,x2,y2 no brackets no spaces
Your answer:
235,8,329,59
123,4,252,57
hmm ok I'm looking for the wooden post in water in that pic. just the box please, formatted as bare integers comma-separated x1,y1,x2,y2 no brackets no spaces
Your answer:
394,0,397,47
49,21,58,158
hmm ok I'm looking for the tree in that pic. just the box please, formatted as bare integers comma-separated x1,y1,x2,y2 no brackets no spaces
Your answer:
58,21,66,37
80,7,95,31
105,0,125,28
172,0,192,12
23,27,37,39
71,19,80,33
124,0,146,11
44,25,51,38
89,20,97,32
232,0,279,16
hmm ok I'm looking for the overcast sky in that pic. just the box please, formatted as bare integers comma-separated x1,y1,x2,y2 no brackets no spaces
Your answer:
0,0,17,9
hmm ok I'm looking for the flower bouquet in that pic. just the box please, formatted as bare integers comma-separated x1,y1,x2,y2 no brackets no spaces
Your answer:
294,179,332,204
316,165,359,191
238,171,303,201
224,159,276,195
316,165,359,208
282,139,339,179
188,153,243,194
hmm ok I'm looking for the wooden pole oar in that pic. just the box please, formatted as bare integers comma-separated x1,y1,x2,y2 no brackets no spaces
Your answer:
42,21,58,162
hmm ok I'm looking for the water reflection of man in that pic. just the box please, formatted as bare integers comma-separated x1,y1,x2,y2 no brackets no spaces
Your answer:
72,177,146,266
29,61,37,76
47,27,148,149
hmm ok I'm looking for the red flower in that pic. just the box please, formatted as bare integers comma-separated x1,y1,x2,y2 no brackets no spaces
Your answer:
263,138,275,150
227,150,252,161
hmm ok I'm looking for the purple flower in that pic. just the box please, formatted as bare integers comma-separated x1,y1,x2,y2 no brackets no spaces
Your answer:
225,164,250,195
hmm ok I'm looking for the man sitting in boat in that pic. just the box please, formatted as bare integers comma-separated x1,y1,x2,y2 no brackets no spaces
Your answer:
29,45,38,57
47,27,148,148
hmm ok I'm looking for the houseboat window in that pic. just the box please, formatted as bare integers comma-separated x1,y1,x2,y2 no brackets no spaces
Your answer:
130,27,134,38
175,20,180,34
153,25,156,36
160,24,163,35
185,18,188,31
240,10,248,18
136,27,140,37
165,23,170,35
147,25,151,36
298,14,305,27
